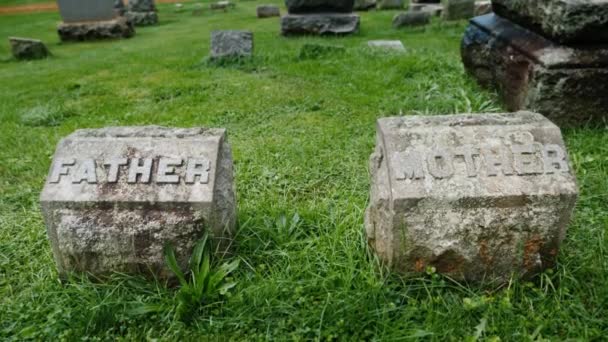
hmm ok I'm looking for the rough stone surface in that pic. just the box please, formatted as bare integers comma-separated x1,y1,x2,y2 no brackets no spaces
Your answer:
281,13,360,35
286,0,354,14
57,17,135,42
40,126,237,279
127,0,156,12
368,40,406,52
474,0,491,16
365,112,578,284
354,0,376,11
492,0,608,44
377,0,403,10
441,0,474,20
257,5,280,18
9,37,51,60
462,14,608,126
114,0,126,16
410,3,443,16
393,11,431,28
125,11,158,25
57,0,116,23
210,30,253,60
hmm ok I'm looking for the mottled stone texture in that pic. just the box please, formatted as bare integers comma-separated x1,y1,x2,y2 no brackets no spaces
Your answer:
286,0,354,13
126,0,157,25
210,30,253,60
9,37,50,60
410,3,443,17
366,112,578,284
354,0,376,11
40,127,237,280
442,0,474,20
392,11,431,28
257,4,280,18
492,0,608,44
462,14,608,126
474,1,492,16
377,0,403,10
281,13,360,35
58,17,135,41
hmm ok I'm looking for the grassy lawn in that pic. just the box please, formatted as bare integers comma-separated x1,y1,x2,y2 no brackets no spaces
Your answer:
1,1,607,340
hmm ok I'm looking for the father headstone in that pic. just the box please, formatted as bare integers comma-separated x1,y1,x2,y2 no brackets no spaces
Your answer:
126,0,158,26
281,0,360,36
57,0,134,41
462,4,608,126
40,127,237,279
9,37,51,60
366,112,578,284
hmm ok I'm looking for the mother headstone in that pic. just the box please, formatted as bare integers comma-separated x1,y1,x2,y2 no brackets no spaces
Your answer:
40,127,237,280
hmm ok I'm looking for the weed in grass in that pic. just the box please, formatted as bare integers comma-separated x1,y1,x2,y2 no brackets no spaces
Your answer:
20,102,76,127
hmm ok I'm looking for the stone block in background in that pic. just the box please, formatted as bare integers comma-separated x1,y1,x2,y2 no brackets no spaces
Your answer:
366,112,578,284
281,13,360,35
462,14,608,126
409,3,443,17
9,37,51,60
441,0,474,21
377,0,403,10
57,0,115,23
492,0,608,44
40,127,237,280
126,0,158,25
257,5,280,18
286,0,354,13
393,11,431,28
210,30,253,60
58,17,135,41
354,0,376,11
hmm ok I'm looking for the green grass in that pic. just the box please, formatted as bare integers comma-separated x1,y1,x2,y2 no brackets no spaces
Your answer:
1,1,607,340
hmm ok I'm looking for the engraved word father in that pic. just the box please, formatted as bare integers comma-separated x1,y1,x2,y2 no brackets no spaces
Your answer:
49,157,211,184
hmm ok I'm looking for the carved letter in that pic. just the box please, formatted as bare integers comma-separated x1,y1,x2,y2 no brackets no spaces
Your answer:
512,144,543,175
426,148,454,179
157,158,182,184
542,144,570,174
49,159,75,183
104,158,128,183
71,159,97,184
395,151,425,180
127,158,153,183
185,158,210,184
483,147,514,177
454,146,479,178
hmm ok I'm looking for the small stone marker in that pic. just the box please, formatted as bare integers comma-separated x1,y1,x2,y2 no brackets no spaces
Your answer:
257,5,280,18
377,0,403,10
366,112,578,284
210,1,235,11
410,3,442,17
367,40,405,52
354,0,376,11
210,30,253,61
281,0,360,36
392,11,431,28
126,0,158,26
9,37,51,60
441,0,474,21
474,0,491,16
57,0,134,41
462,13,608,126
40,127,237,279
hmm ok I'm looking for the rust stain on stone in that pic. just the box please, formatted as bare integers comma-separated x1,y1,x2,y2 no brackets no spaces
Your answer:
523,234,543,271
414,258,425,272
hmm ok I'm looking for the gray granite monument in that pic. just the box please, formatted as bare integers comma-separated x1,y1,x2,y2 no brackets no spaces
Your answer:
40,127,237,279
281,0,360,35
57,0,134,41
126,0,158,26
462,1,608,126
365,112,578,284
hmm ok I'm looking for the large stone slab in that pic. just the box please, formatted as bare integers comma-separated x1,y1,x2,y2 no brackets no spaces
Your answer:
286,0,354,14
57,17,135,41
210,30,253,60
492,0,608,44
57,0,116,23
366,112,578,284
281,13,360,35
40,127,237,279
462,14,608,126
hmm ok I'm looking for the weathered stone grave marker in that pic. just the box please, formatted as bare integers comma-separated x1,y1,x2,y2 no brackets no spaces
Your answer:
377,0,403,10
281,0,360,36
210,30,254,61
9,37,51,60
462,1,608,126
257,5,281,18
126,0,158,26
366,112,578,284
442,0,474,21
40,127,237,279
392,11,431,28
57,0,134,41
